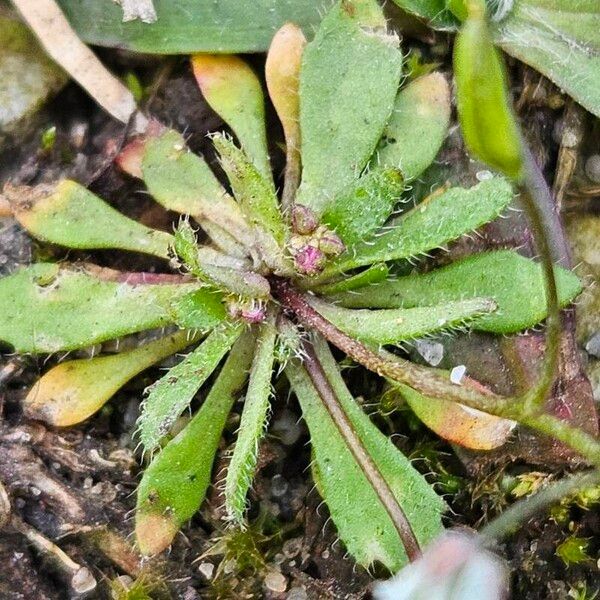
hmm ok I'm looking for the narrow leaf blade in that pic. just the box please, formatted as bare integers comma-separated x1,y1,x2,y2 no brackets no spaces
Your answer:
325,177,514,274
374,73,451,181
310,296,496,345
192,55,272,180
331,250,582,334
138,321,244,452
0,264,209,353
296,0,403,215
24,331,199,427
135,331,255,555
6,181,173,259
286,338,444,570
224,317,277,523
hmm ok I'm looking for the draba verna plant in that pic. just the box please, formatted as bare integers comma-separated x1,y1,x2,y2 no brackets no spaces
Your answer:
0,0,588,571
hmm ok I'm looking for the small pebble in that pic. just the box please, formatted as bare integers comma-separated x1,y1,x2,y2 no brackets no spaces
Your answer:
264,570,287,594
585,155,600,184
450,365,466,385
475,170,493,181
414,340,444,367
198,562,214,580
287,587,308,600
271,474,289,498
585,332,600,358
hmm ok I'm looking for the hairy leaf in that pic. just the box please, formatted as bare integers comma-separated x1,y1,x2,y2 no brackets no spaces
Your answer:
310,296,496,345
56,0,335,54
395,383,516,450
192,55,272,180
0,263,207,353
212,135,287,246
296,0,403,215
323,177,514,275
225,317,277,523
316,263,389,295
137,321,244,452
136,331,255,556
454,9,523,179
331,250,582,334
6,181,172,259
373,73,451,181
286,337,444,570
389,0,457,28
322,168,404,246
494,1,600,118
23,331,199,427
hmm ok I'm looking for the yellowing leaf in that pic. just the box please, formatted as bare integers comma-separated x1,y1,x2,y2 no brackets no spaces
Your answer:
396,383,516,450
191,54,272,180
24,331,199,427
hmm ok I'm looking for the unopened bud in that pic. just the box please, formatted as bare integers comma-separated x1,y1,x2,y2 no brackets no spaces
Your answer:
291,204,318,235
318,231,345,256
241,303,267,324
294,245,326,275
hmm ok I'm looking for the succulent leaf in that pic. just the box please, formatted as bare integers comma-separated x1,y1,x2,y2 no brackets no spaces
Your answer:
322,168,404,246
6,180,173,259
315,263,389,296
225,316,277,524
330,250,582,334
136,331,255,556
373,72,451,181
23,331,200,427
323,177,514,275
296,0,403,215
0,263,204,353
286,336,444,570
310,296,496,345
191,54,272,181
138,321,244,452
395,383,516,450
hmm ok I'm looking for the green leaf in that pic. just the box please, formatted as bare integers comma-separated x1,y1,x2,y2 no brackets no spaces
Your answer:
137,321,244,452
389,0,457,28
331,250,582,334
212,135,288,247
141,129,230,216
309,296,496,345
0,263,207,353
322,168,404,246
192,55,272,181
296,0,403,215
316,263,389,295
286,337,444,570
224,316,277,523
56,0,335,54
23,330,199,427
493,1,600,118
454,10,523,179
373,73,451,181
7,180,173,259
322,177,514,275
135,331,255,556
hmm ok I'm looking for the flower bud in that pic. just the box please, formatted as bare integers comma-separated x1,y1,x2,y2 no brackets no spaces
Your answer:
318,231,346,256
291,204,318,235
294,244,326,275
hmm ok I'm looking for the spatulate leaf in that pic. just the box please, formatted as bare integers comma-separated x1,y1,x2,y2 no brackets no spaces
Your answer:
136,331,255,556
224,316,277,523
0,263,206,353
137,321,244,452
296,0,403,215
331,250,582,334
373,73,451,181
322,168,404,246
323,177,513,275
286,336,444,570
394,383,516,450
6,180,173,259
310,296,496,345
192,55,272,181
24,331,200,427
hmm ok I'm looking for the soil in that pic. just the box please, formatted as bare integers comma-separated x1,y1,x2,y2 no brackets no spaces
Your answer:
0,35,598,600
